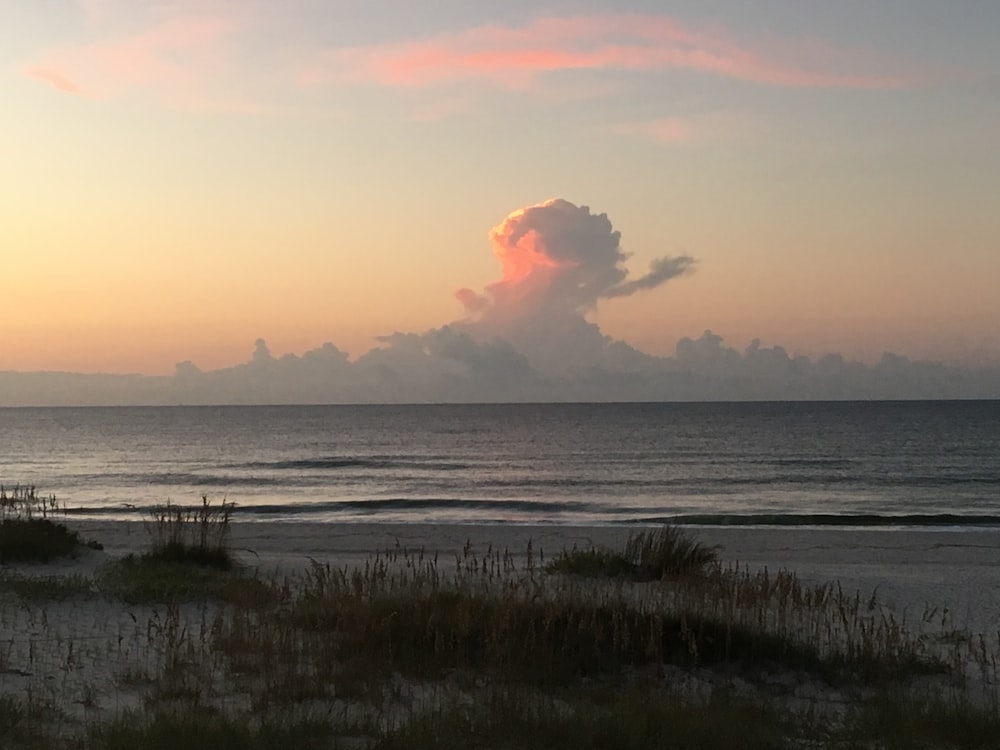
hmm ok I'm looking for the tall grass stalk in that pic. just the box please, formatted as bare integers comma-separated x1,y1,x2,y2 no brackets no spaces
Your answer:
144,496,235,569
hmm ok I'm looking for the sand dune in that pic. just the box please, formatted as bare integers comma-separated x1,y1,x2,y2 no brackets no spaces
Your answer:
59,520,1000,634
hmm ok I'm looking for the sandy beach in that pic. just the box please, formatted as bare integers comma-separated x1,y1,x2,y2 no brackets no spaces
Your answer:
3,519,999,746
51,519,1000,635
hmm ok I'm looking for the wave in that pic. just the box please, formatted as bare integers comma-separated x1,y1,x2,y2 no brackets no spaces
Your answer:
245,498,598,515
644,513,1000,528
241,457,474,471
109,472,292,487
768,458,854,468
63,497,599,517
62,501,1000,529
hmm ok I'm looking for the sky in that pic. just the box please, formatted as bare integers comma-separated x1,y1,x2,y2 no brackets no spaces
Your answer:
2,0,999,395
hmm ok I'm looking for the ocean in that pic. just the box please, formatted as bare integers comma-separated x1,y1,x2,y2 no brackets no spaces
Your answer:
2,401,999,527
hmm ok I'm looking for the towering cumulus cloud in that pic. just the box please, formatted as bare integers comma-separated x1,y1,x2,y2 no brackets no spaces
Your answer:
439,198,696,380
457,199,694,322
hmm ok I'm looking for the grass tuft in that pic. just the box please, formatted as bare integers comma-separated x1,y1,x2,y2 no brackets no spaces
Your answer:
0,518,84,563
99,495,276,603
144,496,236,570
547,524,718,580
0,484,101,563
626,525,720,580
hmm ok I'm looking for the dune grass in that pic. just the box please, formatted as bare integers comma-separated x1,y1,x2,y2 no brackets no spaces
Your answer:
374,689,787,750
0,570,94,601
143,496,236,569
0,485,101,563
0,695,26,745
0,518,84,564
212,537,957,707
546,524,719,580
847,693,1000,750
99,555,277,604
203,537,999,747
1,518,997,748
627,525,720,579
85,709,336,750
98,497,270,603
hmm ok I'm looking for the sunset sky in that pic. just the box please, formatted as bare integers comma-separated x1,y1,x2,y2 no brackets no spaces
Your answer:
3,0,999,376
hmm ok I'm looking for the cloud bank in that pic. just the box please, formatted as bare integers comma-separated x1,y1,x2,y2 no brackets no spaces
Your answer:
2,199,998,406
4,330,998,406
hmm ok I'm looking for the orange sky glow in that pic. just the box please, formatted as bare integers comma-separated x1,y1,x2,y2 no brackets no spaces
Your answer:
2,1,999,380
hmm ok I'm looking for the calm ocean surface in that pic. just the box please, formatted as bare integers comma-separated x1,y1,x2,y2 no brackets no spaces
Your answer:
1,402,998,527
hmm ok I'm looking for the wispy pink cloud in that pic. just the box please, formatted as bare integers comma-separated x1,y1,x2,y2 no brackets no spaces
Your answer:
24,6,919,116
26,66,84,94
313,14,915,91
25,9,240,107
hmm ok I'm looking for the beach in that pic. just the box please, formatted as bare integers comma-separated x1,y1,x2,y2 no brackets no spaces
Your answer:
47,519,1000,635
3,519,999,747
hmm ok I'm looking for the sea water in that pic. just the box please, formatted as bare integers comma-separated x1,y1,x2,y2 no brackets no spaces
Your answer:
1,401,998,527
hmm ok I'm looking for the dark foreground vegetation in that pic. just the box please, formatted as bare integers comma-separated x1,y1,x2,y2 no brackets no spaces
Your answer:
0,485,101,563
0,497,997,749
546,524,719,580
98,497,249,603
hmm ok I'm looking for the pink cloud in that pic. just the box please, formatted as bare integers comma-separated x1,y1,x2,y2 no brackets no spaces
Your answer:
25,14,238,105
24,6,920,116
26,66,84,95
317,14,914,91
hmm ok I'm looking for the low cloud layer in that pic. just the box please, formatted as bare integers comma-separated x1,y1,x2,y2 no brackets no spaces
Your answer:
4,330,999,406
3,199,998,405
